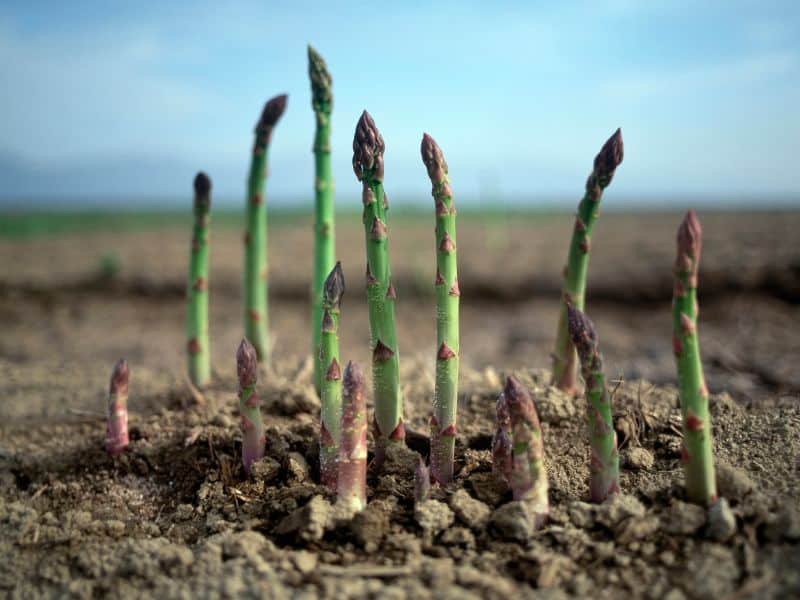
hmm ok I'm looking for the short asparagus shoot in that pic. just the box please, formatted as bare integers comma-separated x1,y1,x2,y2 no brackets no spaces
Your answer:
308,46,336,394
552,129,624,393
505,376,548,528
237,338,265,475
187,171,212,388
352,111,404,455
672,210,717,505
421,133,460,485
319,262,345,490
567,304,620,502
105,359,130,457
337,361,368,512
244,94,287,363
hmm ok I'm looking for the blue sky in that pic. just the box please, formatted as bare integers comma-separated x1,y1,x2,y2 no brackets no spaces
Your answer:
0,1,798,208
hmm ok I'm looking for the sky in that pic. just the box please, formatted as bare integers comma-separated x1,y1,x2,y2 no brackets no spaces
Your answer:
0,0,798,209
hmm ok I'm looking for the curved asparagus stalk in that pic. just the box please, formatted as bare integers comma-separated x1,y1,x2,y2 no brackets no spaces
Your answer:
505,376,548,528
414,457,431,504
319,261,345,489
352,111,403,456
673,211,717,505
244,94,287,363
308,46,336,394
187,172,212,388
492,392,513,484
237,338,265,475
567,305,620,502
105,359,130,457
337,361,368,512
421,133,460,485
552,129,624,393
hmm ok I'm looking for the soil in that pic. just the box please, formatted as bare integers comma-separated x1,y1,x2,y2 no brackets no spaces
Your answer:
1,210,799,598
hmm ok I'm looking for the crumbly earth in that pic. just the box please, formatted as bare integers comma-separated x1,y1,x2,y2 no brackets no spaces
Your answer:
1,212,799,598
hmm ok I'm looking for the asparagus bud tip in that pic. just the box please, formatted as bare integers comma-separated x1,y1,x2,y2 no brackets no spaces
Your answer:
236,338,258,387
109,359,129,396
323,261,345,309
259,94,288,128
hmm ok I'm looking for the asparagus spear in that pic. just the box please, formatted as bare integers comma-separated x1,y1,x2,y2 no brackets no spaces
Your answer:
308,46,336,394
505,376,548,527
492,392,513,484
337,361,368,512
552,129,624,393
187,172,212,388
244,94,287,363
352,111,404,456
567,304,620,502
673,211,717,505
237,338,265,475
421,133,460,485
319,262,345,490
414,457,431,504
105,359,130,457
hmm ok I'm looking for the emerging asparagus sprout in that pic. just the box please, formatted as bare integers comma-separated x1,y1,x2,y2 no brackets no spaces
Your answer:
352,110,404,458
672,210,717,505
319,261,345,490
244,94,288,363
421,133,460,485
105,359,130,457
552,129,624,394
237,338,265,475
187,172,212,388
505,376,549,528
567,304,620,502
492,392,513,484
414,457,431,504
337,361,368,512
308,46,336,394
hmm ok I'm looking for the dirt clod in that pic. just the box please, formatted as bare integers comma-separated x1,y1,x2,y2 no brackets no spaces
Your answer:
449,488,491,531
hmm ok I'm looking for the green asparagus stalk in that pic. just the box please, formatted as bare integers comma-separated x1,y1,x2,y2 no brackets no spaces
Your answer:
308,46,336,394
421,133,460,485
244,94,287,363
105,359,130,457
552,129,624,393
492,392,512,484
319,261,345,490
187,172,212,388
337,361,367,512
505,376,548,528
672,211,717,505
414,457,431,504
567,305,620,502
352,110,404,456
237,338,265,475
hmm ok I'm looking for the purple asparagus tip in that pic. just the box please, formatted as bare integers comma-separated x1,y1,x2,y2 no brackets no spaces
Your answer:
420,133,448,185
323,261,345,310
109,359,129,396
566,304,599,362
194,172,211,195
259,94,288,129
236,338,258,387
343,359,365,393
594,128,624,178
504,376,539,428
352,110,385,182
677,210,703,263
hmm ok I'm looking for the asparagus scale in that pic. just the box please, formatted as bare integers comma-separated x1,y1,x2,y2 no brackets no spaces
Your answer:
187,172,212,388
552,129,624,393
421,133,460,485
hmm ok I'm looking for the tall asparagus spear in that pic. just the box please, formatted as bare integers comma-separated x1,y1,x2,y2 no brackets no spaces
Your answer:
319,262,345,490
421,133,460,485
567,305,620,502
105,359,130,457
505,376,548,528
337,361,367,512
237,338,265,475
308,46,336,394
672,211,717,505
492,392,513,484
244,94,287,363
552,129,624,393
187,172,212,388
352,111,404,455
